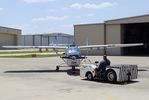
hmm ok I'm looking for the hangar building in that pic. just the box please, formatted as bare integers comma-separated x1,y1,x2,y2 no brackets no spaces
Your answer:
22,33,73,46
0,26,21,49
74,14,149,56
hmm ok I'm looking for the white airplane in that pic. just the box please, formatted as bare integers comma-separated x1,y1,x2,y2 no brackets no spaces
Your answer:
3,43,143,71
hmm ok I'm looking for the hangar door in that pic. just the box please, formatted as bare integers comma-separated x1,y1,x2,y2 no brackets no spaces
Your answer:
0,33,17,47
121,23,149,56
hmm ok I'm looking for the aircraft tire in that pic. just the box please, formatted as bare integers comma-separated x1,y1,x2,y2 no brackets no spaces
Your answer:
72,66,75,71
56,66,59,71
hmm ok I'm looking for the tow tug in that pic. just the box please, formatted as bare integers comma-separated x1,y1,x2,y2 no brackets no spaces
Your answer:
80,60,138,83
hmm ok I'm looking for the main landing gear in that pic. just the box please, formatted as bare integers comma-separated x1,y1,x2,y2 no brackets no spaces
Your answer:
56,66,60,71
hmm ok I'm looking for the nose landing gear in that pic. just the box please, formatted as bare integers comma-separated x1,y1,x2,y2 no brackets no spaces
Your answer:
56,66,59,71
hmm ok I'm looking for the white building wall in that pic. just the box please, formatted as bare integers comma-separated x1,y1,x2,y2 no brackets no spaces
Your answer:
106,24,121,55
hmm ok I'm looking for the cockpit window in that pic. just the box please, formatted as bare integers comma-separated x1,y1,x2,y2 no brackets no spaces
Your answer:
69,48,80,52
66,47,80,55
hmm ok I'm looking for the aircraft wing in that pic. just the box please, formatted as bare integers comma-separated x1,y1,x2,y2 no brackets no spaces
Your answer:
2,45,67,49
79,43,144,50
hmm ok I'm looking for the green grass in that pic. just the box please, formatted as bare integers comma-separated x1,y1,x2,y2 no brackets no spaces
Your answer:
0,49,64,54
0,54,61,58
0,49,64,58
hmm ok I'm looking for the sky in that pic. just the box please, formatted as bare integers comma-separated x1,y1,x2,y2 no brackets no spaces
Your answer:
0,0,149,35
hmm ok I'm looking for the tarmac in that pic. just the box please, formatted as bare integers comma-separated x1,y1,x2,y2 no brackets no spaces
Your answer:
0,56,149,100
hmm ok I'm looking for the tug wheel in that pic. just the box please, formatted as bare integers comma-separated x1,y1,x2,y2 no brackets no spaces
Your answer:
106,70,117,83
86,72,93,80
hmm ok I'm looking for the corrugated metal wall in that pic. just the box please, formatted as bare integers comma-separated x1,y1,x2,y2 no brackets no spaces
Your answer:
74,24,105,55
22,33,74,46
0,33,17,46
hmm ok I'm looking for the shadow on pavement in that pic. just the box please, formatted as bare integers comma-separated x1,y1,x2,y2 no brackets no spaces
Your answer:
67,69,80,76
82,79,139,85
138,69,148,71
4,70,67,73
4,68,80,76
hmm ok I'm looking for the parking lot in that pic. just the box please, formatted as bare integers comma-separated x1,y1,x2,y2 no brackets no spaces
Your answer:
0,56,149,100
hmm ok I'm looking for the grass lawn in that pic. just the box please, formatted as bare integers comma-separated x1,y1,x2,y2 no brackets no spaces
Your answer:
0,54,61,58
0,49,64,58
0,49,64,54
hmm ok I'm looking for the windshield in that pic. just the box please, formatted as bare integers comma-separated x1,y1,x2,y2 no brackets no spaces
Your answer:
66,47,80,56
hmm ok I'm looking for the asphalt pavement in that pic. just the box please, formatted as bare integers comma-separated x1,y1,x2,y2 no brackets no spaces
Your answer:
0,56,149,100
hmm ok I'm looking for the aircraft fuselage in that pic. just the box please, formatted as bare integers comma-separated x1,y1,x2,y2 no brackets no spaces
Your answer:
62,46,83,67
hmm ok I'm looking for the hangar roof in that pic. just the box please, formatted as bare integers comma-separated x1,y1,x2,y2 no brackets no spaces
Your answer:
43,33,73,36
0,26,21,35
23,33,73,37
74,23,104,26
105,14,149,24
